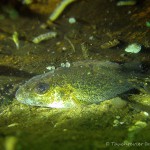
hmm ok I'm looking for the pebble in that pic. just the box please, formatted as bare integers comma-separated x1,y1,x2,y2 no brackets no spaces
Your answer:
68,17,76,24
125,43,141,53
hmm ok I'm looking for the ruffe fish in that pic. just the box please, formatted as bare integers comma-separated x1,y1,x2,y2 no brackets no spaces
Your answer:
15,60,146,108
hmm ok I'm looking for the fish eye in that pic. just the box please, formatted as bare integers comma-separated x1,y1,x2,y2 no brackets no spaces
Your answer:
35,82,50,94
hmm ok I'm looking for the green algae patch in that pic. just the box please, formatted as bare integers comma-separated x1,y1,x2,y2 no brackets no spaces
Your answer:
130,94,150,106
129,94,150,113
0,97,150,150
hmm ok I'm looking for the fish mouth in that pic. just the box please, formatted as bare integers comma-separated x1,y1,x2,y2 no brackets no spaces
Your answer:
15,87,32,105
15,88,22,101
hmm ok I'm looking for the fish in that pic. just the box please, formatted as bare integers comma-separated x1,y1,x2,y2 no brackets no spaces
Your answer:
15,60,145,108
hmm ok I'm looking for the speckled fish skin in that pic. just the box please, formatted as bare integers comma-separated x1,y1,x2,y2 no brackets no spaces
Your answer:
16,61,140,108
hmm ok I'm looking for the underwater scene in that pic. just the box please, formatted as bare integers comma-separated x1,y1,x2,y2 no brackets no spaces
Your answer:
0,0,150,150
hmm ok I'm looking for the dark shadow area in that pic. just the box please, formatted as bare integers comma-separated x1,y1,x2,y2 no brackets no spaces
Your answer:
0,65,37,78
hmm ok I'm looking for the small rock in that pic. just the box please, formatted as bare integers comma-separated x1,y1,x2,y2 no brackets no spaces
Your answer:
125,43,141,53
68,17,76,24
